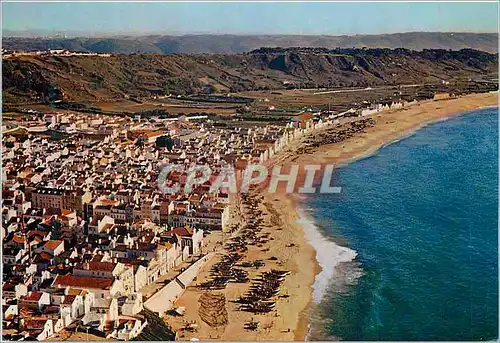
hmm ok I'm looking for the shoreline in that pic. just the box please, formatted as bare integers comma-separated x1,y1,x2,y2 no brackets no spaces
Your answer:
336,105,497,168
271,92,498,340
164,92,497,341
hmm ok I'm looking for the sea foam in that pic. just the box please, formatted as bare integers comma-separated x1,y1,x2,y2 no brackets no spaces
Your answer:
296,206,358,303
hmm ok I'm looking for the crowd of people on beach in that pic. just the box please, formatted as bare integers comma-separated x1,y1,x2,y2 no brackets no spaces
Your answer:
193,192,292,331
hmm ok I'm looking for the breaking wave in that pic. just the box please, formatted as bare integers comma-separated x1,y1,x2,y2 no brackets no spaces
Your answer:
295,205,358,303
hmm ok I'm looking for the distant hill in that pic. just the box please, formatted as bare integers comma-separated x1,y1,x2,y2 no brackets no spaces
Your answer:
3,32,498,54
3,48,498,104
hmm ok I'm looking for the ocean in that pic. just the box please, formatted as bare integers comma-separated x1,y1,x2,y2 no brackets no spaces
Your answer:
301,107,499,341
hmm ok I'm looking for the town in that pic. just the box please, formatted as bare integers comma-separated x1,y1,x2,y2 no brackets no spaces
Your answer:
3,86,445,341
5,77,499,340
1,96,344,340
4,72,500,340
3,0,499,340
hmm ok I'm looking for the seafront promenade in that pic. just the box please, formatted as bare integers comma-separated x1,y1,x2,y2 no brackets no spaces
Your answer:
145,253,216,314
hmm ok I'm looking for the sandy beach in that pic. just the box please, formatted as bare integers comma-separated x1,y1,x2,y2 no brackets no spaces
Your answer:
166,92,498,341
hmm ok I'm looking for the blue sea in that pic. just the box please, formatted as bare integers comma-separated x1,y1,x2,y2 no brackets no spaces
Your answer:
302,108,498,341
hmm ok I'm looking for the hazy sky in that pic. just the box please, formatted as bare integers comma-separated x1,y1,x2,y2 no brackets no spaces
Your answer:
2,2,499,35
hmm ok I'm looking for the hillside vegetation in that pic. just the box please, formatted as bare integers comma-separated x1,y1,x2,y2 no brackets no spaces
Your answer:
3,48,498,104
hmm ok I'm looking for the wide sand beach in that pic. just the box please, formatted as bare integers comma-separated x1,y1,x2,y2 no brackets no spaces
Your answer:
167,92,498,341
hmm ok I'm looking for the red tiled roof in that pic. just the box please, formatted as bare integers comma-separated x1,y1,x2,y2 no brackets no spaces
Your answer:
20,307,35,317
297,112,313,121
143,131,164,138
3,282,15,292
62,295,76,305
169,227,193,237
137,243,156,252
61,209,74,216
33,236,43,243
22,292,43,302
66,288,86,296
12,235,25,244
92,255,104,262
189,195,201,202
43,240,63,251
27,230,49,238
100,199,117,206
74,261,116,273
23,319,46,329
53,275,114,290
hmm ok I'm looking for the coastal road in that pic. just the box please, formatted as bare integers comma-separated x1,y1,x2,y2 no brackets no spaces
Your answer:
312,83,432,95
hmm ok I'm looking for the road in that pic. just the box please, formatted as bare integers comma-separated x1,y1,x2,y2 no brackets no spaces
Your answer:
312,83,431,95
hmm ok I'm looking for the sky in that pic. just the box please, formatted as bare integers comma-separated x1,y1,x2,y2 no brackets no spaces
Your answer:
2,1,499,36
